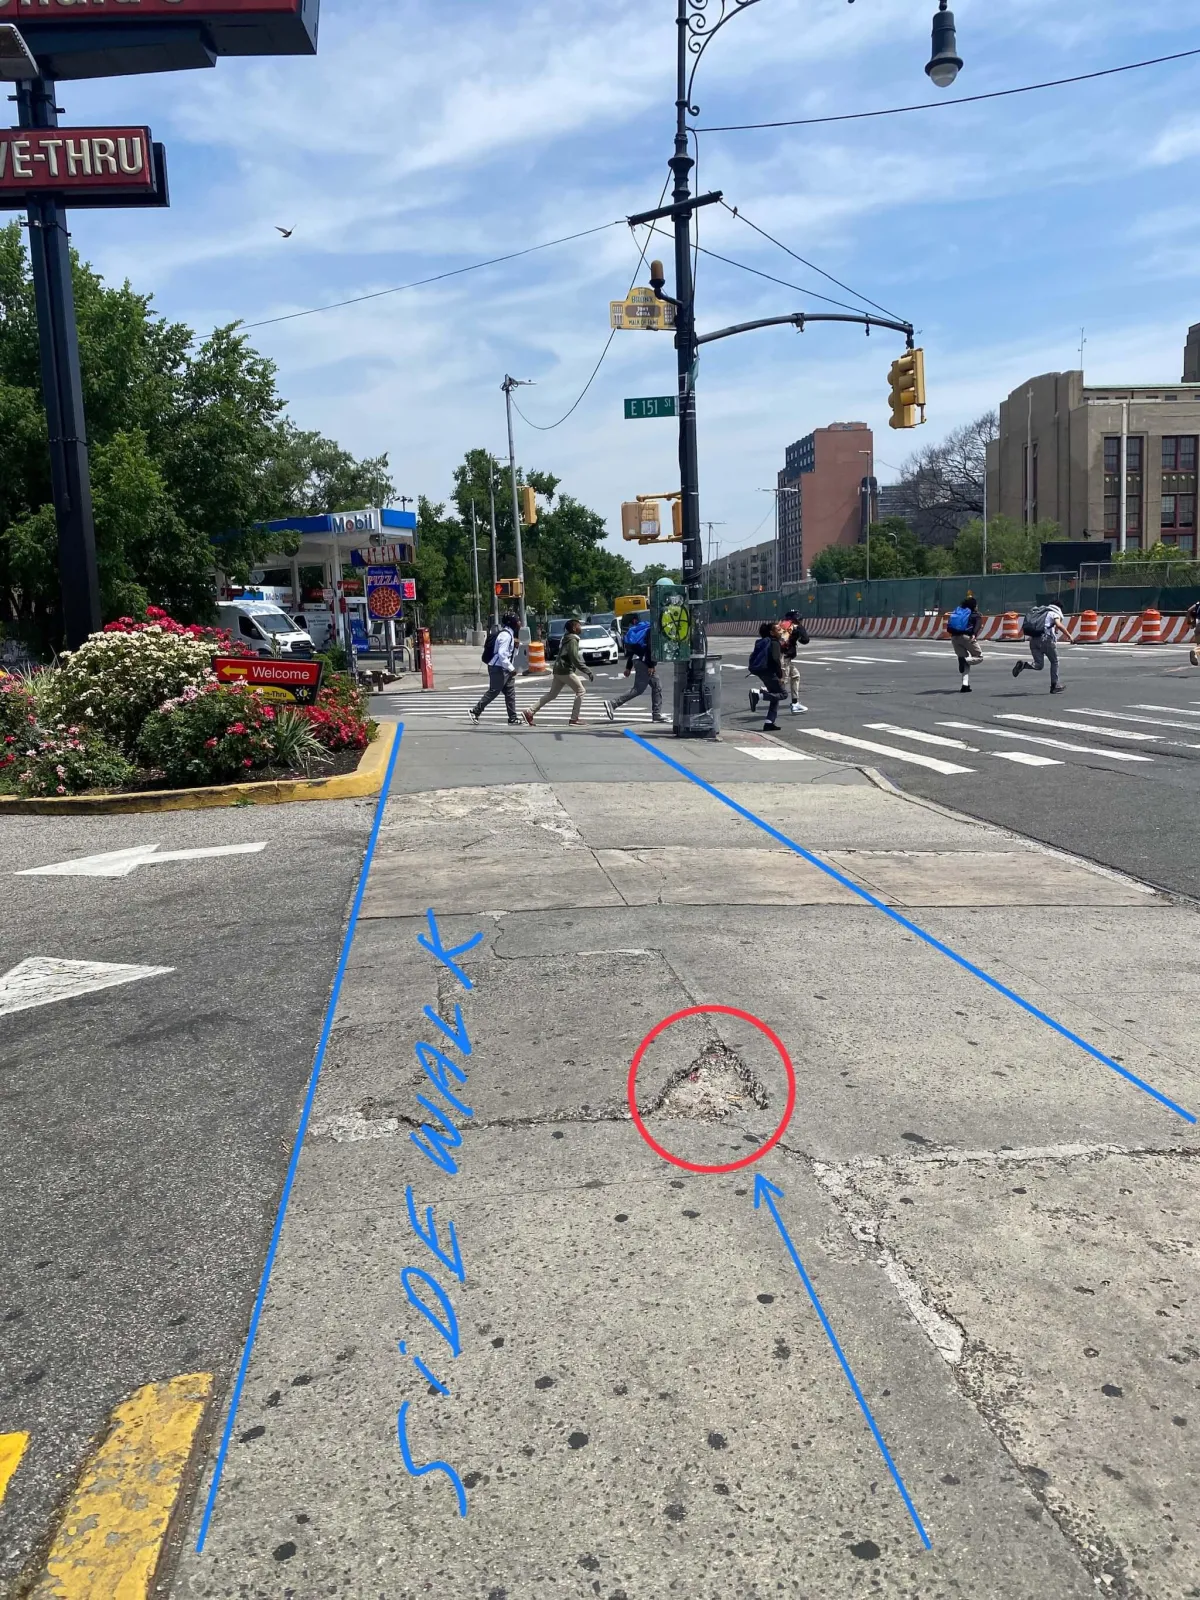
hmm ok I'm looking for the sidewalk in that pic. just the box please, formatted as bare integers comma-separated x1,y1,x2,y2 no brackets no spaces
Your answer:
174,718,1198,1599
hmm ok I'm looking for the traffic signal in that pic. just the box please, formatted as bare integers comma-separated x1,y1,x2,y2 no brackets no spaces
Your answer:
494,578,524,598
519,484,537,525
887,348,927,430
671,497,682,539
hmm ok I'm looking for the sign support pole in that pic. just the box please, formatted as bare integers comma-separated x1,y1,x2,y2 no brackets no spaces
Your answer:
18,77,102,649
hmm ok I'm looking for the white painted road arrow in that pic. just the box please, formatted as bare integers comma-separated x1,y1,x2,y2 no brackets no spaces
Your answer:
0,957,174,1018
16,842,267,878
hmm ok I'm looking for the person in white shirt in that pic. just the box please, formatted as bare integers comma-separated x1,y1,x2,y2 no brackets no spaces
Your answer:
1013,603,1069,693
470,613,521,724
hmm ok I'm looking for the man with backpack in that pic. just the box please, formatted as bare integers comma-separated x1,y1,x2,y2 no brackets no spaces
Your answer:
469,612,521,724
1013,602,1069,692
603,614,665,723
779,608,810,714
1187,597,1200,667
946,594,983,692
747,622,785,731
523,618,594,726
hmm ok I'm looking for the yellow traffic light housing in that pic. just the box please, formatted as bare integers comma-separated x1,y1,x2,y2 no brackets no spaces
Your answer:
494,577,524,599
518,484,537,525
671,497,682,539
888,347,927,430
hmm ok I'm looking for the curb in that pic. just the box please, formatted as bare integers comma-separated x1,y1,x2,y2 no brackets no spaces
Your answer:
0,720,400,816
27,1372,213,1600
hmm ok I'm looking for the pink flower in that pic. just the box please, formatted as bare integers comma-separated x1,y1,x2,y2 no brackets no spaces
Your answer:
205,737,218,748
230,722,246,735
242,757,254,768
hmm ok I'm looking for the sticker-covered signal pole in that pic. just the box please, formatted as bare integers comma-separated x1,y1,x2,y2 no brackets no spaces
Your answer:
17,75,101,648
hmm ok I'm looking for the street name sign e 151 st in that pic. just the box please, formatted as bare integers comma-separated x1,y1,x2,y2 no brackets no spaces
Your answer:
624,396,677,420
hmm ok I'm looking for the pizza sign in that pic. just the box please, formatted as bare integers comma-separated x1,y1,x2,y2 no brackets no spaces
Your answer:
366,565,413,619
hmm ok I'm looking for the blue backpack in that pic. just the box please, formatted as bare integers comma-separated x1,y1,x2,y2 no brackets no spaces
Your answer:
748,636,770,675
947,605,974,634
624,619,650,650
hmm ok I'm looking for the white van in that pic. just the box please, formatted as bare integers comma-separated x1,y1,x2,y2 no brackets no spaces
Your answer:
217,600,315,658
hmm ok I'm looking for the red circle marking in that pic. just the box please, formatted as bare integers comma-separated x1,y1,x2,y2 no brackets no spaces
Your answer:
626,1005,796,1174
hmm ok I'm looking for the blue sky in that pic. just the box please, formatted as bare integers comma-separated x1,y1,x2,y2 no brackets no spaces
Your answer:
58,0,1200,559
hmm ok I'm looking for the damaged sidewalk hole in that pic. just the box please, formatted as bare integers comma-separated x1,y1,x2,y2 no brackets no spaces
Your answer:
640,1040,770,1122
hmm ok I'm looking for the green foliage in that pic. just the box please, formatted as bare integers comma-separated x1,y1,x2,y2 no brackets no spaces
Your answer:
0,674,38,773
949,516,1058,575
0,222,394,650
5,719,133,797
269,709,331,775
137,682,276,785
809,519,949,584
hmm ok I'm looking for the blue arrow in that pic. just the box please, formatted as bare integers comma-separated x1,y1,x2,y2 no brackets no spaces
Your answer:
754,1174,932,1549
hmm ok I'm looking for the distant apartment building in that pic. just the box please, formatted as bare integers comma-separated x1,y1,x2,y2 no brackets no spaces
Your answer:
989,325,1200,556
777,422,874,586
705,538,775,595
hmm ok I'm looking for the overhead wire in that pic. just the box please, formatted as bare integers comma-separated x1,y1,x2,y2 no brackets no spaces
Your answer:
695,46,1200,133
240,219,626,330
510,176,671,432
643,222,881,317
718,198,903,322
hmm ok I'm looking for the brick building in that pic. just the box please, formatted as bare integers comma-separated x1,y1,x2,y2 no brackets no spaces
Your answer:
776,422,874,585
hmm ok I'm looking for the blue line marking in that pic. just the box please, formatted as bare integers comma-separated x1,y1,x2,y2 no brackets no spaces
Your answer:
195,724,405,1552
623,729,1195,1125
754,1176,931,1548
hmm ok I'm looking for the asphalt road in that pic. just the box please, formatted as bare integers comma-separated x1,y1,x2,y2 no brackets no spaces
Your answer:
0,803,373,1595
715,635,1200,899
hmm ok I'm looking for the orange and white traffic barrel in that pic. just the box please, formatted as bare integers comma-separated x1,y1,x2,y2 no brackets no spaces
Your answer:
1078,610,1099,642
526,640,548,674
1002,612,1021,641
1140,608,1162,645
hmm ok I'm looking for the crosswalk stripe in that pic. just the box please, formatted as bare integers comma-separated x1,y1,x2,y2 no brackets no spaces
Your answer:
997,713,1159,742
794,728,973,775
1131,704,1200,718
865,722,976,750
0,1432,29,1507
992,751,1063,767
1072,707,1200,738
734,746,816,761
938,721,1153,762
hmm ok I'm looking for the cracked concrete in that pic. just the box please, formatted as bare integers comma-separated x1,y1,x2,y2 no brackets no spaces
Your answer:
174,725,1199,1599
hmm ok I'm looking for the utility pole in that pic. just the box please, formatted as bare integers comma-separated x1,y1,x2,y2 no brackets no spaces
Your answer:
18,77,101,649
501,376,532,640
487,466,500,627
469,501,482,642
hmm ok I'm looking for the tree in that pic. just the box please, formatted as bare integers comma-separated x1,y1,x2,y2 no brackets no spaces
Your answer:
949,515,1058,575
0,223,391,650
808,518,949,584
892,412,998,547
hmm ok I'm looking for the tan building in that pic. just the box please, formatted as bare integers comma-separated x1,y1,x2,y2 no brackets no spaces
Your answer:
705,538,774,595
990,327,1200,556
777,423,875,585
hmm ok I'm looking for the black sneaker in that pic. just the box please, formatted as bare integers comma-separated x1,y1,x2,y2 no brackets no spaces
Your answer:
1050,684,1065,694
749,689,760,712
960,683,972,693
763,721,780,732
1012,662,1024,678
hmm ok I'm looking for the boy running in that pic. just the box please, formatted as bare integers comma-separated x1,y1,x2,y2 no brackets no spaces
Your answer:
779,609,809,714
946,594,983,693
1013,603,1069,693
603,614,665,723
469,612,520,724
1187,597,1200,667
747,622,785,731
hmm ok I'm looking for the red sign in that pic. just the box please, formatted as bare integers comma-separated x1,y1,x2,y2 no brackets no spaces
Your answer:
0,128,155,201
214,655,323,705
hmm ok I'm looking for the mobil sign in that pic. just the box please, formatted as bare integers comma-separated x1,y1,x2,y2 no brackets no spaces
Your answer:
330,508,379,538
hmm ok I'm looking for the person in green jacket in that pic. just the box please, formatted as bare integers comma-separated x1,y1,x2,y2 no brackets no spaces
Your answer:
523,619,594,725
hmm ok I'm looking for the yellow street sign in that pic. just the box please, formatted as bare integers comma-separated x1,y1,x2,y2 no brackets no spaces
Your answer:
610,287,676,332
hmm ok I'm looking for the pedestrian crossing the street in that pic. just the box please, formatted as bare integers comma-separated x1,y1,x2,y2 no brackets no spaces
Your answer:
394,681,660,725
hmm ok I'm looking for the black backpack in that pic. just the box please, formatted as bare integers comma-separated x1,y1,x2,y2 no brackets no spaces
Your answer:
1023,606,1052,638
482,626,500,664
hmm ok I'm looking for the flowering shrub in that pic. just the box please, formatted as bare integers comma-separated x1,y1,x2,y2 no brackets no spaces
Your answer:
301,681,375,751
137,683,277,786
0,674,39,777
11,722,134,798
47,626,222,752
102,605,233,651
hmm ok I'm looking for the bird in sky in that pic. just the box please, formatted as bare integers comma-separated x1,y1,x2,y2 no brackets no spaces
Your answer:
275,225,294,239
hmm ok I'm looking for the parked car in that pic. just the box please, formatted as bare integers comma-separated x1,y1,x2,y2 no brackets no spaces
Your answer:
217,600,315,658
545,617,570,660
578,624,619,666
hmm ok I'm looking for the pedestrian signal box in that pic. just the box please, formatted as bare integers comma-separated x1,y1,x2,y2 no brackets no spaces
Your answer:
652,578,690,663
494,578,524,598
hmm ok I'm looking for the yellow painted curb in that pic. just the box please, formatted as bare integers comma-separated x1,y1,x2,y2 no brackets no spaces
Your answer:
29,1372,213,1600
0,1431,29,1506
0,719,399,816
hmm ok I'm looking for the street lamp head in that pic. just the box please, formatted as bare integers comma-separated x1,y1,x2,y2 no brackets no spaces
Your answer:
649,259,666,293
925,0,962,89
